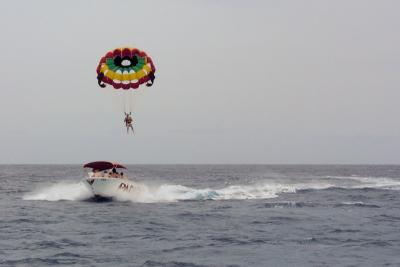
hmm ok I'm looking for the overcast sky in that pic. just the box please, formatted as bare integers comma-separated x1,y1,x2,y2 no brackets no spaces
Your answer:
0,0,399,164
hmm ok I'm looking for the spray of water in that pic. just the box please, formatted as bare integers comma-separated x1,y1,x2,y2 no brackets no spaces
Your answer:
22,175,400,203
23,182,93,201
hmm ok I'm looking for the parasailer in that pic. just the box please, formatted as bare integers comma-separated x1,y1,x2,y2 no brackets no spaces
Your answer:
96,47,156,133
124,112,134,134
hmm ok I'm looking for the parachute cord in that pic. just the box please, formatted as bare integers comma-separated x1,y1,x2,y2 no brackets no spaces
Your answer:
128,91,134,114
121,90,134,115
125,98,128,115
121,92,125,114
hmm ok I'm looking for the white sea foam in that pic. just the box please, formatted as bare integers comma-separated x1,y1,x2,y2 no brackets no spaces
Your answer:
23,181,294,203
23,181,93,201
22,175,400,203
114,183,296,203
325,175,400,190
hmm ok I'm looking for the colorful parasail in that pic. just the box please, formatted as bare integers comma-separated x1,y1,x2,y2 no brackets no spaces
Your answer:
96,47,156,90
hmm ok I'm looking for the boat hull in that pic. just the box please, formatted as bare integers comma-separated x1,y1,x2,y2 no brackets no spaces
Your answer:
84,177,139,198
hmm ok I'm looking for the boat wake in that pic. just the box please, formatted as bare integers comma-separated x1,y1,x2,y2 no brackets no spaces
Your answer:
23,182,93,201
22,181,290,202
22,175,400,203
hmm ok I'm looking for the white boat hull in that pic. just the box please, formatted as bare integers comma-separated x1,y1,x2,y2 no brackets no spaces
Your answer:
84,177,140,198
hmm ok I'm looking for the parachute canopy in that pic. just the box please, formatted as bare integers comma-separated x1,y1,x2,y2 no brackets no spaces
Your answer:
96,47,156,90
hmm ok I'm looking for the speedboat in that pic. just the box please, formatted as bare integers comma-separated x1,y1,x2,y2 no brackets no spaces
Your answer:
83,161,140,199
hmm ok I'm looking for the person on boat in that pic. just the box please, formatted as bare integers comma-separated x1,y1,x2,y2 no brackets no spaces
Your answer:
109,167,119,178
93,169,101,177
124,112,134,133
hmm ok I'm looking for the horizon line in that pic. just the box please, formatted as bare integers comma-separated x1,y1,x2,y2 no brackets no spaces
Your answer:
0,163,399,166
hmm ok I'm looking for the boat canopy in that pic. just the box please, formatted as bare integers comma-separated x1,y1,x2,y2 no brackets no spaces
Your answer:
83,161,127,171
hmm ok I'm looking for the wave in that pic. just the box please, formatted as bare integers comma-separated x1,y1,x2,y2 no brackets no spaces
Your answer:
22,175,400,203
324,175,400,190
141,260,207,267
333,201,381,208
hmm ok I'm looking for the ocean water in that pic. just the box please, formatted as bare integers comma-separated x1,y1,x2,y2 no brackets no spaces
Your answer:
1,165,400,267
